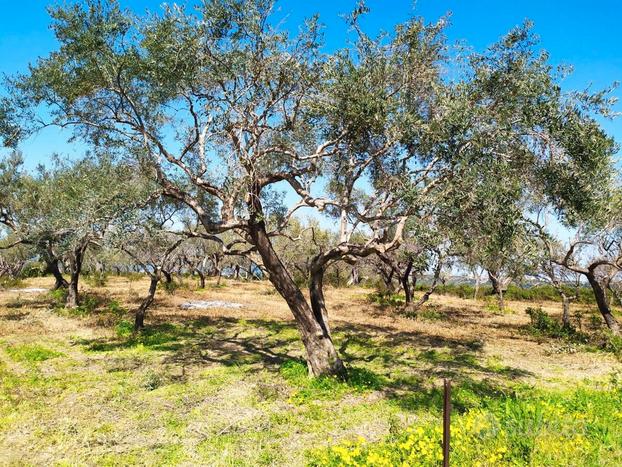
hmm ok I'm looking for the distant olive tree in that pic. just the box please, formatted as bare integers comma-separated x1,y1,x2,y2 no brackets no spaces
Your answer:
0,153,150,306
110,199,185,330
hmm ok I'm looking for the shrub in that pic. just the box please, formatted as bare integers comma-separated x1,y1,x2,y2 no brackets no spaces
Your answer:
367,292,405,308
425,282,596,304
20,262,45,278
525,307,589,345
107,300,127,317
84,271,107,287
142,370,164,390
115,320,134,337
49,288,68,307
0,277,22,289
52,292,102,316
162,280,179,295
592,331,622,360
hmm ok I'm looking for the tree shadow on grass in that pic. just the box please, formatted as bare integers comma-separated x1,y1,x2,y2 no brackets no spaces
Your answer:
78,317,302,368
75,314,534,413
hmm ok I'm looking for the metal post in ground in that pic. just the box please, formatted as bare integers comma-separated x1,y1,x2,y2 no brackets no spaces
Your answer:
443,379,451,467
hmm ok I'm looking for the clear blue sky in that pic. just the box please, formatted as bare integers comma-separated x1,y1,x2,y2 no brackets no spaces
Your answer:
1,0,621,168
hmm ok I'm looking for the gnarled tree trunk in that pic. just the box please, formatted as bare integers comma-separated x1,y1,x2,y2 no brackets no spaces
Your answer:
487,270,506,311
309,266,332,337
196,268,206,289
66,246,86,308
586,273,620,335
248,220,346,379
46,258,68,290
135,275,159,331
348,267,360,286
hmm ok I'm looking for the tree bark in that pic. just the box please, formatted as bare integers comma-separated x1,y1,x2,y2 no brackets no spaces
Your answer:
348,267,360,286
309,267,332,336
46,258,68,290
561,294,571,327
162,270,172,284
586,273,620,335
66,246,85,308
487,270,505,311
135,276,159,331
196,269,206,289
248,220,346,379
402,259,414,304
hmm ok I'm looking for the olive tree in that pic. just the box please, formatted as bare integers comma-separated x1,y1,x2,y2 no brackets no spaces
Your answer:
0,153,149,306
546,224,622,335
110,199,185,330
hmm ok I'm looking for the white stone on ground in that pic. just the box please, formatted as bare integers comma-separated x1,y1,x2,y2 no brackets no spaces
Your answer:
7,288,48,293
180,300,244,310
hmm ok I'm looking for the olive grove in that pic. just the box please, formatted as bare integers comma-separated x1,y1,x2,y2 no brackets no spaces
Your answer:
1,0,620,376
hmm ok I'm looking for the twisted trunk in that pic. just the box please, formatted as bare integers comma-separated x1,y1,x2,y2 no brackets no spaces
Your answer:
487,270,505,311
309,267,331,336
196,269,206,289
135,275,159,331
66,246,86,308
347,267,360,286
46,258,68,290
248,220,346,379
586,272,620,335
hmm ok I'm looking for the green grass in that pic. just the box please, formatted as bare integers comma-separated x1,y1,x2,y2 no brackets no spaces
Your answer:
1,306,621,466
3,343,63,362
310,378,622,466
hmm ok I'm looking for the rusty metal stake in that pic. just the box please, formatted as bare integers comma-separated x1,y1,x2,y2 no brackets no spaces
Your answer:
443,379,451,467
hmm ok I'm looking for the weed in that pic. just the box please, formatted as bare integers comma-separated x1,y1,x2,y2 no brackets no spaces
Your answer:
279,360,386,404
162,280,178,295
107,300,127,317
418,306,445,321
142,370,163,390
53,293,103,316
367,292,405,308
115,320,134,337
592,330,622,359
0,277,24,289
49,288,68,307
311,382,622,466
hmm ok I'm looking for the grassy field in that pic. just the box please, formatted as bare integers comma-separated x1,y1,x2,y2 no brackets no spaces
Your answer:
1,276,621,466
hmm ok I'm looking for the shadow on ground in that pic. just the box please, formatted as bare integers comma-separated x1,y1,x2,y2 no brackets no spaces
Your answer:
75,311,534,413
